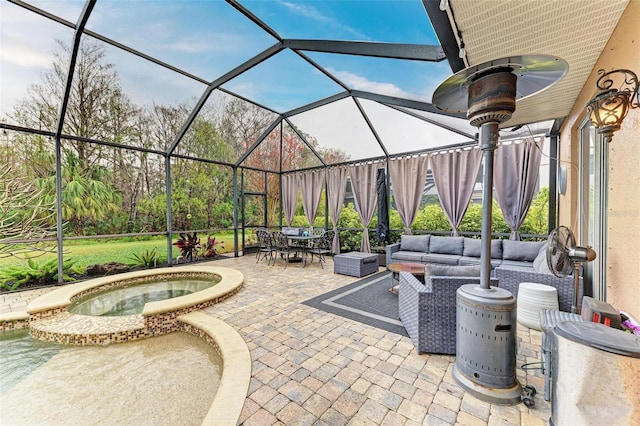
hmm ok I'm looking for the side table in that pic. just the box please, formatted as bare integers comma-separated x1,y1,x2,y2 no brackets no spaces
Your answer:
387,262,425,294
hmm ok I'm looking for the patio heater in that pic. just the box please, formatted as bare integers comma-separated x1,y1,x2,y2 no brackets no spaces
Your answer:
432,55,568,404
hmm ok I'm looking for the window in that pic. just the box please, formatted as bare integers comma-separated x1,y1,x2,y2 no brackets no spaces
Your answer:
578,119,608,300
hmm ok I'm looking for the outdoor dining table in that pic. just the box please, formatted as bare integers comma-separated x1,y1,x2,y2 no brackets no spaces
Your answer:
287,234,321,266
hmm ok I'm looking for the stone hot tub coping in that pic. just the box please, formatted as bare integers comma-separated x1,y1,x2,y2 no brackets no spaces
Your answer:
26,265,243,318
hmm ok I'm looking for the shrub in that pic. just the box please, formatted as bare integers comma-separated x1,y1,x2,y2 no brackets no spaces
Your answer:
0,257,82,291
127,248,166,268
200,236,224,258
173,232,201,262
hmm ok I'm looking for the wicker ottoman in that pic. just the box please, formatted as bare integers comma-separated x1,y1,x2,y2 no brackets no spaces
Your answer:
333,252,379,277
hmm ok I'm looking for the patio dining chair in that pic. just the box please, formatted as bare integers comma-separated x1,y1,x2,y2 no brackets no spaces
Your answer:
307,230,334,268
255,228,274,264
271,231,298,268
312,227,326,236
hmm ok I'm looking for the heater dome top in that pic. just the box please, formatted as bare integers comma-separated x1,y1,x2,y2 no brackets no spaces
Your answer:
432,54,568,113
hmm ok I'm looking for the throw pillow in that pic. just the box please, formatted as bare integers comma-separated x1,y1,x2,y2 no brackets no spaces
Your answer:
533,245,552,274
462,238,503,258
502,240,545,262
463,237,481,257
424,263,481,279
429,236,464,255
400,235,430,252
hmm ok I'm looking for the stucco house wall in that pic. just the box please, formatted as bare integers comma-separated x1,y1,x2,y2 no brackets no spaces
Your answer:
559,0,639,313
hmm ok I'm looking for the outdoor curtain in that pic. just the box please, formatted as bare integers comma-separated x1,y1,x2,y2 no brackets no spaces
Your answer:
388,155,429,235
349,162,378,253
430,149,482,236
281,173,298,227
327,167,348,254
298,170,325,231
494,139,543,240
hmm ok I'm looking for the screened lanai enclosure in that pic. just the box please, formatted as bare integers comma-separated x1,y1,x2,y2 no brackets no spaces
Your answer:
3,0,624,285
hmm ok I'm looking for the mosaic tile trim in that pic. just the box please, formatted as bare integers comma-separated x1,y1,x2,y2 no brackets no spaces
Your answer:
0,317,29,331
179,322,223,359
29,306,69,321
144,285,242,337
29,311,147,345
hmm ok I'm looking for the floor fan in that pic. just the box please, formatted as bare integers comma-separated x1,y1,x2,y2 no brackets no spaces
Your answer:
546,225,597,314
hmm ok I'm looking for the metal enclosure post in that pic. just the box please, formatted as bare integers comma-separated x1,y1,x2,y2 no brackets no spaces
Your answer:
548,133,559,233
53,0,96,283
54,137,64,282
165,156,173,264
233,167,239,257
263,171,268,228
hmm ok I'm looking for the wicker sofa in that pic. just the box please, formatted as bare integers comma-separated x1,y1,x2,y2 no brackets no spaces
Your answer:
387,234,581,312
398,269,499,354
386,234,545,269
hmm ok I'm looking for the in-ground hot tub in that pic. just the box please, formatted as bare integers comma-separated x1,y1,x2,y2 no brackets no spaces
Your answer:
68,276,222,316
25,265,242,345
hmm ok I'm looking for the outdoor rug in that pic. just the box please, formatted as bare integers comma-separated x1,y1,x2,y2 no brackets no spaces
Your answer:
302,271,407,336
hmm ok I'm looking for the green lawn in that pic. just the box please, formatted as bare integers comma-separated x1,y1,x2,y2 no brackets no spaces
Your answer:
0,232,237,270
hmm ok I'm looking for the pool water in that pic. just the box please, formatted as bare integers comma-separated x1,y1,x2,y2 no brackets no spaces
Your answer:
0,330,222,425
68,278,218,316
0,328,62,394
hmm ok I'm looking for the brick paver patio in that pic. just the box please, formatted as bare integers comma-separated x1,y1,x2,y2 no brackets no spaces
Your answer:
1,255,551,425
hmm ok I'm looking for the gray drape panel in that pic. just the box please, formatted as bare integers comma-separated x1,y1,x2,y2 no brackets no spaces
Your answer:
298,170,325,231
349,163,378,253
430,149,482,236
281,173,298,227
327,167,347,254
389,156,429,235
494,139,543,240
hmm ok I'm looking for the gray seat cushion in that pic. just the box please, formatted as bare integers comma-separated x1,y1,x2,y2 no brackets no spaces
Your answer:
420,253,460,265
424,263,481,278
500,260,534,269
391,251,426,263
458,256,503,268
342,251,378,263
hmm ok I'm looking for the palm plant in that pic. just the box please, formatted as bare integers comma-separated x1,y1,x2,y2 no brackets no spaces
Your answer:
0,256,82,291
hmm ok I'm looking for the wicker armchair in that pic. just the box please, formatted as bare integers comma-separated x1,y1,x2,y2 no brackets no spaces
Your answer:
398,271,498,355
494,266,582,312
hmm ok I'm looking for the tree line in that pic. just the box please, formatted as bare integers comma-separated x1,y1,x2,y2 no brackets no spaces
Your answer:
1,39,548,252
1,39,346,241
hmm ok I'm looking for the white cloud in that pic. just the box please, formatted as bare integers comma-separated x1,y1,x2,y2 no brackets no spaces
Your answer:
327,68,411,98
0,4,71,115
278,1,369,40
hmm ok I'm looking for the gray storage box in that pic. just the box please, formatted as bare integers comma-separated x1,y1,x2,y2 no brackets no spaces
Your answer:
333,252,379,277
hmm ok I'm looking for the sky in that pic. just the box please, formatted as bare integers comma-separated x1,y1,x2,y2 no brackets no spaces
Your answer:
0,0,475,161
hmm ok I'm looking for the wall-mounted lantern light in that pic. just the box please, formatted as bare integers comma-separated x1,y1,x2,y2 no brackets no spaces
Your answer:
585,69,639,142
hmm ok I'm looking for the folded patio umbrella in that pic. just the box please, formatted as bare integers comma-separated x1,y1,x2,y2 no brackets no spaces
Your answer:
376,168,389,244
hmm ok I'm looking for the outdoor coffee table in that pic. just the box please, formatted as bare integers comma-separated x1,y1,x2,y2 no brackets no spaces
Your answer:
387,262,426,294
